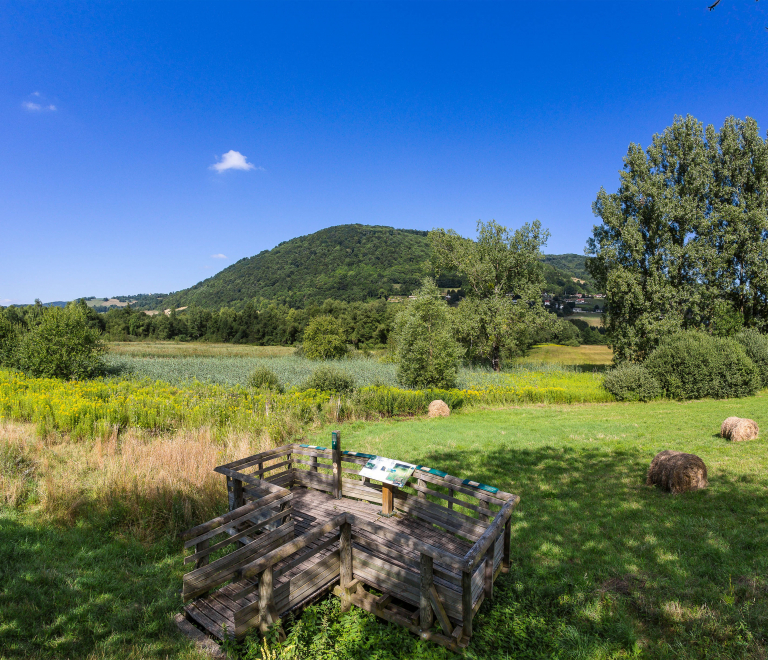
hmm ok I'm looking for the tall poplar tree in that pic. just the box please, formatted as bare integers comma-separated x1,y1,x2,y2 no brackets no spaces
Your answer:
587,115,768,363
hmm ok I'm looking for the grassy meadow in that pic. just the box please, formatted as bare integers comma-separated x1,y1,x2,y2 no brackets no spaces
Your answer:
1,342,767,659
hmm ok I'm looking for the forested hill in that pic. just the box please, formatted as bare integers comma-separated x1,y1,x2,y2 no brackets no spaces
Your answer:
144,225,432,310
124,225,594,311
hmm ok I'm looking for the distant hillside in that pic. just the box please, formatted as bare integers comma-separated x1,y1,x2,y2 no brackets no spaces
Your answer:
119,227,595,311
141,225,432,310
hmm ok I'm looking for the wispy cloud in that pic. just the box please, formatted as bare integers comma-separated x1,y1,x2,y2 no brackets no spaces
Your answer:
211,253,227,259
22,92,56,112
210,150,261,173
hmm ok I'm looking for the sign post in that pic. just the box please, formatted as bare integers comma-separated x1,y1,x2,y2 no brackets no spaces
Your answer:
358,456,416,517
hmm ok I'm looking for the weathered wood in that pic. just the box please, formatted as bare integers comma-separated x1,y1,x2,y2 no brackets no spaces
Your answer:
332,430,342,499
462,495,519,571
395,496,488,541
215,465,286,496
503,516,511,573
218,447,292,471
483,546,494,600
413,469,507,505
409,482,490,517
430,584,453,636
340,521,353,612
183,523,295,601
382,483,395,516
184,494,292,548
191,538,208,571
287,550,340,608
182,490,290,542
273,531,340,580
310,456,318,472
235,514,348,593
461,570,473,639
420,554,434,630
184,507,290,563
418,479,426,500
249,459,293,477
346,514,465,572
258,565,277,633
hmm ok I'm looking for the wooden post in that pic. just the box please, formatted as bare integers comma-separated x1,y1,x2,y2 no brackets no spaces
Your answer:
420,553,434,631
258,565,276,633
483,546,494,600
502,517,511,573
448,487,454,510
232,477,244,510
381,483,395,516
332,430,341,499
417,478,426,499
194,539,209,569
340,521,353,612
310,455,318,472
461,570,473,640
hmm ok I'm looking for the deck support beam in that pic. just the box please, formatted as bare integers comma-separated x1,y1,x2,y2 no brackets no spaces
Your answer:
419,553,434,631
503,517,511,573
340,521,353,612
331,431,341,499
461,570,473,640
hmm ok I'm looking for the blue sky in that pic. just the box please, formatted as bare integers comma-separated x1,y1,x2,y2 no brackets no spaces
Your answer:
2,0,767,304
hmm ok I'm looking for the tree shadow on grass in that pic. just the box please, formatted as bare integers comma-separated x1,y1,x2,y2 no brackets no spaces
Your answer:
0,513,192,659
414,445,768,659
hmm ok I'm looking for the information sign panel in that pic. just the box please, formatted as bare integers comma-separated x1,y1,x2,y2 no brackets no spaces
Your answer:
359,456,416,488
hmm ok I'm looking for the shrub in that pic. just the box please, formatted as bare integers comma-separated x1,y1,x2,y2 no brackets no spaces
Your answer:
393,279,463,389
644,331,760,400
602,363,661,402
302,316,347,360
734,328,768,387
302,365,355,393
14,303,105,379
0,315,19,368
248,366,283,392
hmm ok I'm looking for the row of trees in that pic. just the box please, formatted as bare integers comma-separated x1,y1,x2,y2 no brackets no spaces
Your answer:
588,115,768,362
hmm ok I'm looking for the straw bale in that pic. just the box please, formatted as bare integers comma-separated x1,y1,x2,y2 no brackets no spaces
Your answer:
729,418,759,442
646,450,708,494
720,416,741,438
427,400,450,418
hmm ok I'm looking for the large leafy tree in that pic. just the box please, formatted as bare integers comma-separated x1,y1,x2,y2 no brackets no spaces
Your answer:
430,219,551,371
587,115,768,363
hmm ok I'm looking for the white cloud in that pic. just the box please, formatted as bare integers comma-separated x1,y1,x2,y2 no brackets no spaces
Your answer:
22,93,56,112
209,150,259,173
211,253,227,259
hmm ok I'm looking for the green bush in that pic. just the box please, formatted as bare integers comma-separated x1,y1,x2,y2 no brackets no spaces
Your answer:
302,365,355,393
0,315,19,368
302,316,348,360
248,366,283,392
602,363,661,402
14,304,106,380
393,279,463,389
644,331,760,400
734,328,768,387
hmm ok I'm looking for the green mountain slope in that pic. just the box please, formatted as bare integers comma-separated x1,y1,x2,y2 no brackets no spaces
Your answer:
124,226,594,311
154,225,432,310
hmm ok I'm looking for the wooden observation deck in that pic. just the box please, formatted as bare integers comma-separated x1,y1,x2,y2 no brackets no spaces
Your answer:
180,432,519,652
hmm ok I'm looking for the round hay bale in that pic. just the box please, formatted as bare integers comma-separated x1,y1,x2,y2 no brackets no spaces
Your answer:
646,450,708,494
427,400,450,418
721,416,741,438
728,418,759,442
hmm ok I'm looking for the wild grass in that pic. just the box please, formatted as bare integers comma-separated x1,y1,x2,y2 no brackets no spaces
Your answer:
107,341,297,358
518,343,613,366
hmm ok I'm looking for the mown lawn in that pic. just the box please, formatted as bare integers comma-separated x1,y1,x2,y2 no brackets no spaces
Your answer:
302,395,768,659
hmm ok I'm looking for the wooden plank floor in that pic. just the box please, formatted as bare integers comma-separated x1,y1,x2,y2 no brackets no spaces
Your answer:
185,487,472,639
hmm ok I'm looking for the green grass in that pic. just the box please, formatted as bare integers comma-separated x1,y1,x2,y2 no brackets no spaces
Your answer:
107,341,297,358
294,396,768,659
0,509,207,660
519,343,613,367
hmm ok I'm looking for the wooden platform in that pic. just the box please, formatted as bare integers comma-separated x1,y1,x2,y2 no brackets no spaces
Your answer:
181,436,519,652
